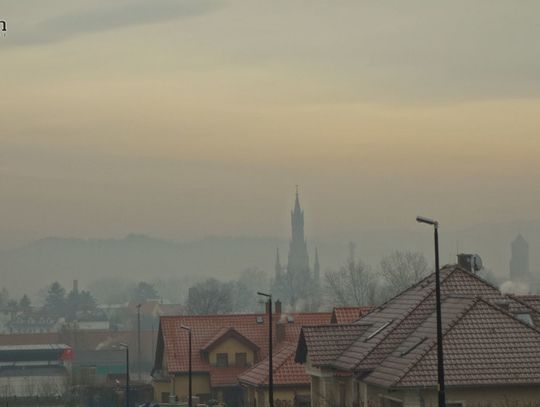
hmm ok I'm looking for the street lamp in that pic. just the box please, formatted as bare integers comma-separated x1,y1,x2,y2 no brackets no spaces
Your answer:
180,325,192,407
137,303,142,382
257,291,273,407
117,343,130,407
416,215,446,407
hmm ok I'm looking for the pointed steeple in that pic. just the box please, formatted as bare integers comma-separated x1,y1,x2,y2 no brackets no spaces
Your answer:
291,186,305,244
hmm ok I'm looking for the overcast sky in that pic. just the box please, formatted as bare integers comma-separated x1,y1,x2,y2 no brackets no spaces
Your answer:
1,1,540,247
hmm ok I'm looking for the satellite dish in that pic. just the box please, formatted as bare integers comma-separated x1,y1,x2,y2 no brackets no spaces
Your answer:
472,254,483,272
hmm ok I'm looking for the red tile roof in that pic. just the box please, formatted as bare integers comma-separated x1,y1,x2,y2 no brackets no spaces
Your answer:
239,342,309,387
296,324,370,367
366,297,540,388
331,307,372,324
156,311,331,388
296,264,540,389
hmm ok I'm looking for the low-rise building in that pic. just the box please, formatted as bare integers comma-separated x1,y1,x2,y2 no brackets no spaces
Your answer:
152,302,331,405
0,344,73,400
296,264,540,407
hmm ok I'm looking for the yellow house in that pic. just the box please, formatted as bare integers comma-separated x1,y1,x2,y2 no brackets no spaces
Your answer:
152,305,331,406
296,265,540,407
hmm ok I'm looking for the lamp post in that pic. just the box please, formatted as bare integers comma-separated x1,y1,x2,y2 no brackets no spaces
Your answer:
137,303,142,382
416,215,446,407
257,291,273,407
180,325,192,407
117,343,130,407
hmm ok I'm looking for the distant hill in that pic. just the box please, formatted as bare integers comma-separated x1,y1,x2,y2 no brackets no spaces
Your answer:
1,220,539,299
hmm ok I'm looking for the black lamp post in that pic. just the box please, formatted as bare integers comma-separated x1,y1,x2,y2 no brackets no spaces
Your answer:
180,325,192,407
137,303,142,382
257,291,273,407
118,343,130,407
416,215,446,407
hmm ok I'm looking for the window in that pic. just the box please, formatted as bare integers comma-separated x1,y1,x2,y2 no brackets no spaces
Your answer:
161,392,170,403
216,353,229,367
236,352,248,367
364,320,393,342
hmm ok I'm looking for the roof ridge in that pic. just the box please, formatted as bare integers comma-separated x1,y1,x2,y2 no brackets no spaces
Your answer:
304,323,371,329
392,296,480,388
478,296,540,335
347,268,459,371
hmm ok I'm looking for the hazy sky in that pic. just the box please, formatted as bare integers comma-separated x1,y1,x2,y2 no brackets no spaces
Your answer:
1,1,540,247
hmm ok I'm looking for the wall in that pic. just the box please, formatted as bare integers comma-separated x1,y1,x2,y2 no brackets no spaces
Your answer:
152,373,211,402
243,386,311,407
366,384,540,407
209,337,256,367
0,373,68,398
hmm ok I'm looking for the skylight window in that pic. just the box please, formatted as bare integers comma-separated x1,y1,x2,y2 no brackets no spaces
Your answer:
256,316,264,324
364,320,393,342
400,337,427,357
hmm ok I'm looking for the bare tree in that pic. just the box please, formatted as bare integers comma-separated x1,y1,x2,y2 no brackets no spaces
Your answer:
380,251,428,298
324,256,378,307
186,278,234,315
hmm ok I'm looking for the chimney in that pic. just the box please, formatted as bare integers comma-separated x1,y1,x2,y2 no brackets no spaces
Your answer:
276,319,286,343
457,253,483,273
275,300,282,315
265,300,271,314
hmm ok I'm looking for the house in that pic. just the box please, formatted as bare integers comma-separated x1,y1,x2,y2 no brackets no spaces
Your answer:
296,264,540,407
152,301,332,405
238,312,333,407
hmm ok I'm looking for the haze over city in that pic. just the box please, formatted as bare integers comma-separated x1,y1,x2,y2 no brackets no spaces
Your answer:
3,2,540,407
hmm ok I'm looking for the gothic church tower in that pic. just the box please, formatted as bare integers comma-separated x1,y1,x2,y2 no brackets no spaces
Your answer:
287,189,310,282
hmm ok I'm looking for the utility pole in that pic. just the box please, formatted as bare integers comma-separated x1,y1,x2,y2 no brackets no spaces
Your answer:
257,292,273,407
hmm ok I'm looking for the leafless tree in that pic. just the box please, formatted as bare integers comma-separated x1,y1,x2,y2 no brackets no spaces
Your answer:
186,278,234,315
324,256,378,307
380,251,428,299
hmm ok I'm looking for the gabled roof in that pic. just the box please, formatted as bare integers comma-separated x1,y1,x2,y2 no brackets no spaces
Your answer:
155,311,331,388
333,265,526,372
201,327,260,353
296,264,540,389
330,307,372,324
239,342,309,387
295,324,370,367
366,296,540,389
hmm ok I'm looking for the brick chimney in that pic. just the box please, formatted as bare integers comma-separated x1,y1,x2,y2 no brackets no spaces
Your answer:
276,319,286,343
275,300,282,315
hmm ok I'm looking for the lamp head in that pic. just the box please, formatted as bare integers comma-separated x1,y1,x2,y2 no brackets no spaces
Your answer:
416,215,438,227
180,325,191,331
257,291,271,298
